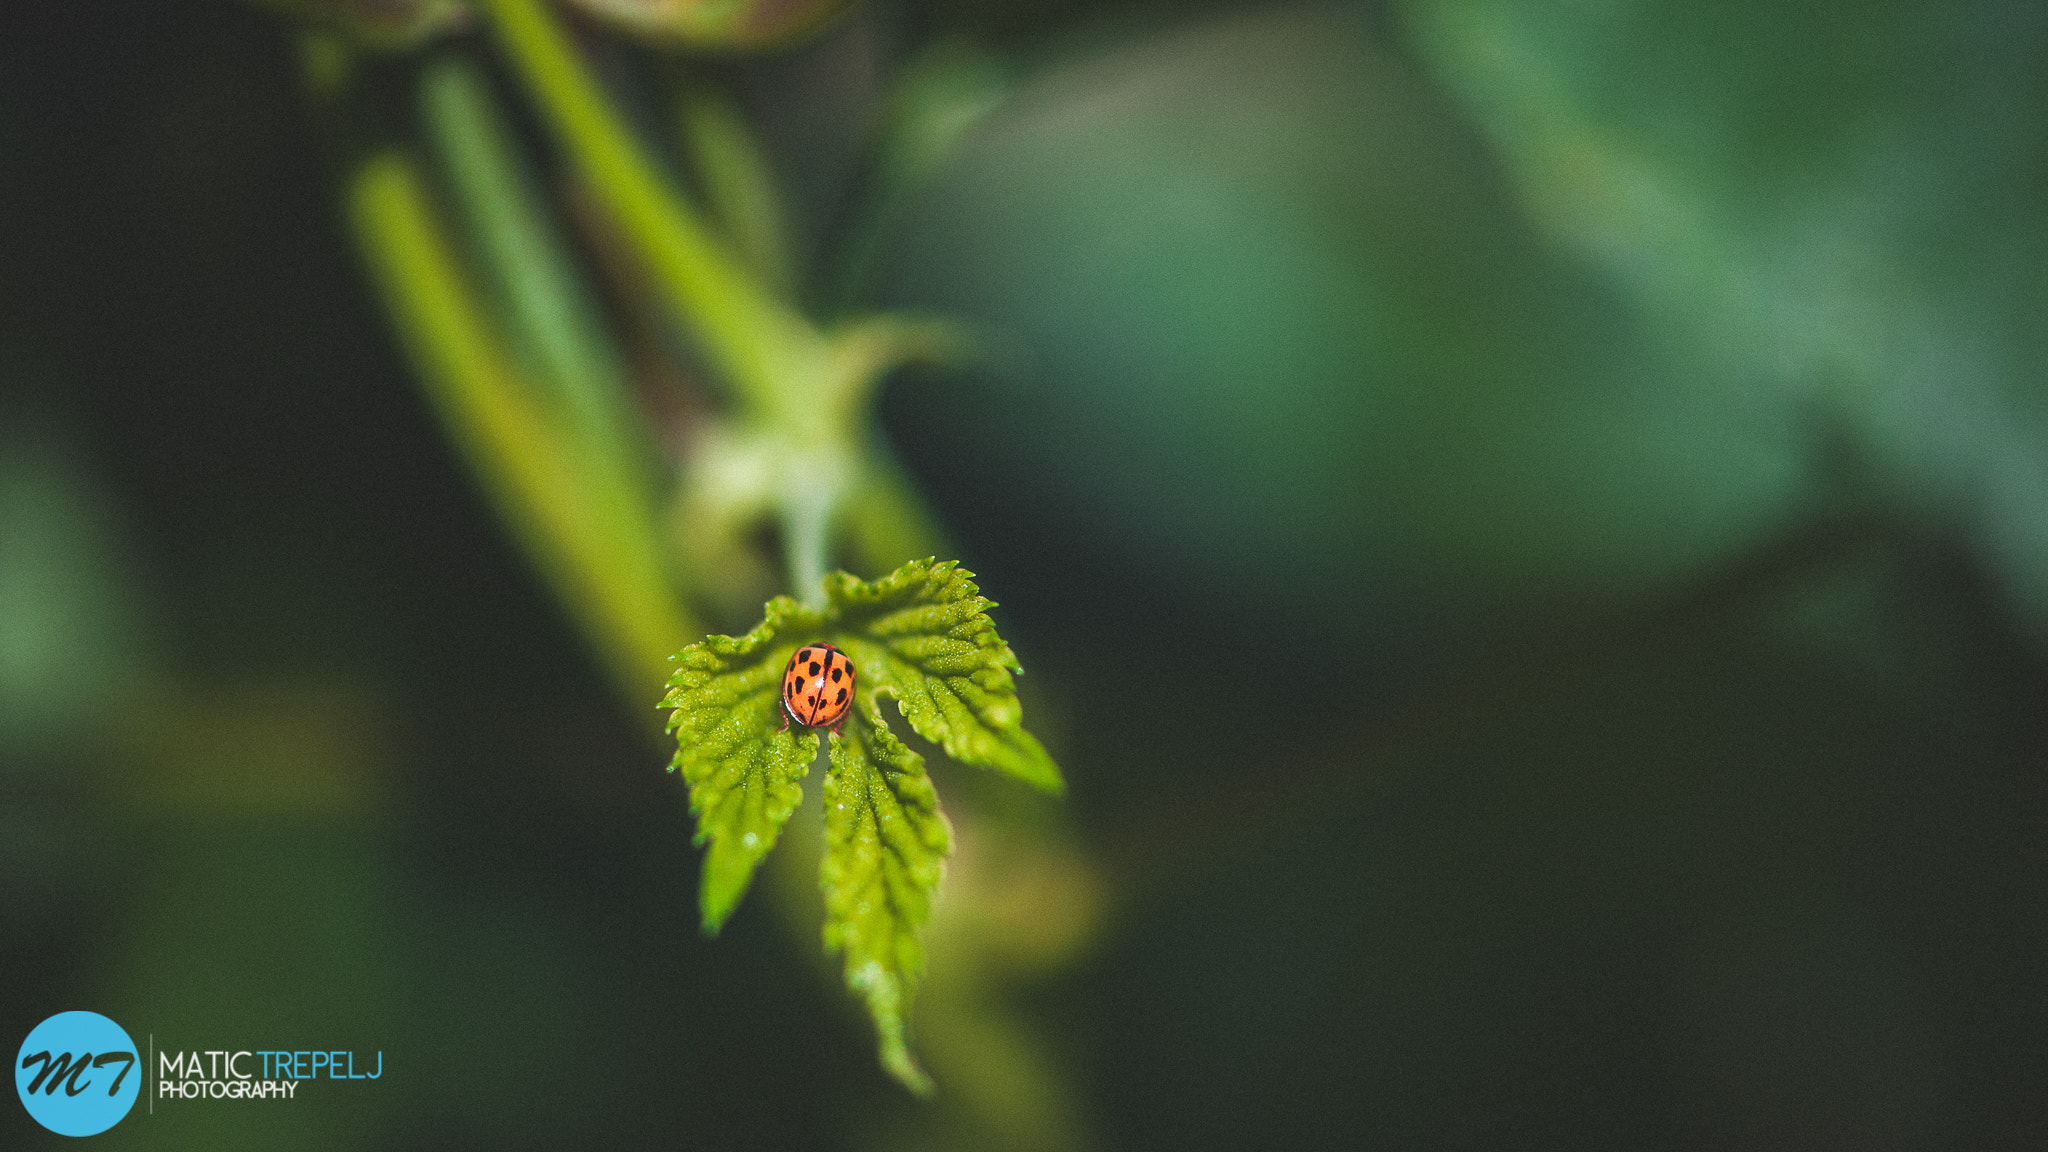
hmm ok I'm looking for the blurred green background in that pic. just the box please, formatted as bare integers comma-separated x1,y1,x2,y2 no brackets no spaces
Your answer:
4,0,2047,1149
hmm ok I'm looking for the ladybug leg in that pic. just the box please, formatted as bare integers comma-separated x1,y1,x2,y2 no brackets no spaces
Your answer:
777,705,791,733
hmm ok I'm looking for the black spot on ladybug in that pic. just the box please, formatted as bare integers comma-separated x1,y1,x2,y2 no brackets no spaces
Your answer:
834,688,846,704
784,679,794,697
830,666,842,682
809,661,821,676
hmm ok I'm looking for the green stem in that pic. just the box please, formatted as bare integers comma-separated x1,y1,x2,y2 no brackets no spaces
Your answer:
680,85,793,294
475,0,963,613
347,150,700,703
821,313,971,429
420,56,656,493
480,0,823,412
781,474,836,610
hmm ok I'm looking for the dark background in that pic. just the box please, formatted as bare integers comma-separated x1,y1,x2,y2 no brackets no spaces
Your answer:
5,1,2047,1148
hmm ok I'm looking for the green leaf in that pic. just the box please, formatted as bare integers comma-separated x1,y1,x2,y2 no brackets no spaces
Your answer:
821,696,952,1096
826,559,1065,794
662,557,1061,1090
662,595,824,933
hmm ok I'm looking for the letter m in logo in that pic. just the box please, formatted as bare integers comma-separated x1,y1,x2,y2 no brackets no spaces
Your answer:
20,1050,132,1097
21,1050,97,1097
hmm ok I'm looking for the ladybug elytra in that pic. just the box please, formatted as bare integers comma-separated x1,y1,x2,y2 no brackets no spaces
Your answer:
780,643,855,732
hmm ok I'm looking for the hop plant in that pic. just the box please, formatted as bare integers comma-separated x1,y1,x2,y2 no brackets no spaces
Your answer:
663,559,1062,1093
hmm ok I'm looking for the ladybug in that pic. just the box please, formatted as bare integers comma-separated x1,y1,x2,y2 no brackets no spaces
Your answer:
779,643,855,732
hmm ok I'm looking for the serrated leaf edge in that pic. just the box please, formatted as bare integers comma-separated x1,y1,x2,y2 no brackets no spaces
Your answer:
820,695,951,1096
662,594,828,932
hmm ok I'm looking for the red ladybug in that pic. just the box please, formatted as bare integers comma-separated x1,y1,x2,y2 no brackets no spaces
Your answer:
780,643,855,732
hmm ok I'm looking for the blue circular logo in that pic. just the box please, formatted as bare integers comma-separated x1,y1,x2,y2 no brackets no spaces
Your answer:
15,1011,140,1136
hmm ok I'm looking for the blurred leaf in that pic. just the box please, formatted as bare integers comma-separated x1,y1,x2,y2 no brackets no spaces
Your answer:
245,0,468,49
871,40,1009,193
877,6,1808,651
663,595,825,932
1402,0,2048,635
828,38,1008,304
560,0,856,50
821,694,951,1096
0,416,141,751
